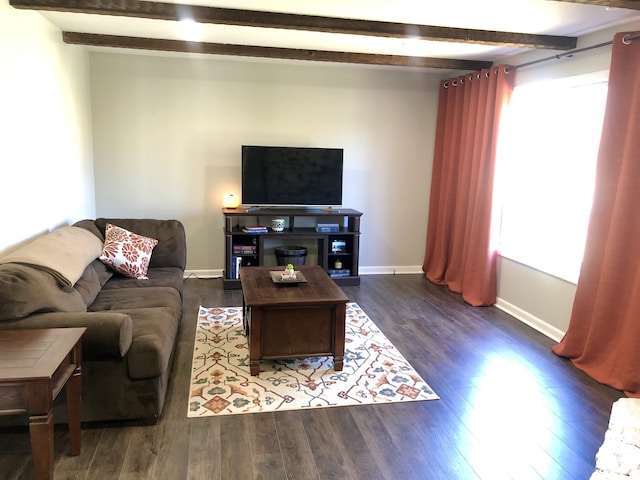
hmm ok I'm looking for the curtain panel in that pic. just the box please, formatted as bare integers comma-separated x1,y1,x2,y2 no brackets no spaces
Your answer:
423,65,515,306
552,31,640,397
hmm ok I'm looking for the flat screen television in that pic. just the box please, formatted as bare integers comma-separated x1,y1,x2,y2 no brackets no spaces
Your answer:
241,145,343,207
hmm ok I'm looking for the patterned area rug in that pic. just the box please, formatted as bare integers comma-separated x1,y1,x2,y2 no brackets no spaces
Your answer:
590,398,640,479
187,303,439,417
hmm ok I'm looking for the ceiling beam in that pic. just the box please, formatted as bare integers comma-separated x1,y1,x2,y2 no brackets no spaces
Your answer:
62,32,494,70
551,0,640,10
11,0,577,50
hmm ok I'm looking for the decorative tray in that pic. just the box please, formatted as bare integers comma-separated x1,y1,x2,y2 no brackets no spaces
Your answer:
270,271,308,285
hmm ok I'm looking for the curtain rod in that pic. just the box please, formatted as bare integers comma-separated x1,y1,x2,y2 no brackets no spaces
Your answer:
509,32,639,71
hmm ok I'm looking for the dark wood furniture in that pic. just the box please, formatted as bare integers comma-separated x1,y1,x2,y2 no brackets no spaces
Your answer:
240,265,349,376
223,207,362,289
0,328,85,480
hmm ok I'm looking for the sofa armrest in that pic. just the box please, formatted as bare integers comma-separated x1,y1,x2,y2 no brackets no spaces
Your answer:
0,312,132,360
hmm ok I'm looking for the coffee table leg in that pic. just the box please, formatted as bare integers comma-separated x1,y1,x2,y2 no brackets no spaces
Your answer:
29,411,54,480
249,308,261,376
334,356,344,371
333,303,346,373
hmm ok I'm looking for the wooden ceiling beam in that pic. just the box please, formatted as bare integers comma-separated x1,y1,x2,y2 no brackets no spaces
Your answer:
11,0,577,50
62,32,494,70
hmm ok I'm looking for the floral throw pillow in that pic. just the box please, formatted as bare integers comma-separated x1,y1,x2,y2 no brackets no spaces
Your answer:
99,223,158,279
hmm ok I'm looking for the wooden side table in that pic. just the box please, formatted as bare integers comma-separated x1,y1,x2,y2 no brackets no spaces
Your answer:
0,328,86,480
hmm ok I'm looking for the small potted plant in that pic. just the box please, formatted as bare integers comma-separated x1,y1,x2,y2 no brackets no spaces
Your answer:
283,263,296,279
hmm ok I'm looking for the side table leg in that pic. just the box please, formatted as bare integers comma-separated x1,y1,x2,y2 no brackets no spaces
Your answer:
29,411,54,480
67,368,82,456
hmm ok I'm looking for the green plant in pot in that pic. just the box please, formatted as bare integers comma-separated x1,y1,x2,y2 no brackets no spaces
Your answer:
283,263,296,279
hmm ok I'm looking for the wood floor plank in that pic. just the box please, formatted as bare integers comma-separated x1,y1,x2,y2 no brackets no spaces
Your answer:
219,415,254,479
153,420,191,480
349,405,427,480
54,427,104,478
188,417,221,480
273,411,320,480
118,423,162,479
246,413,287,479
0,274,625,479
84,425,132,479
0,451,30,480
320,407,387,480
380,401,480,479
300,408,353,480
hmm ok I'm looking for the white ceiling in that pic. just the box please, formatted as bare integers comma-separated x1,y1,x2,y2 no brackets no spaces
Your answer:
34,0,640,67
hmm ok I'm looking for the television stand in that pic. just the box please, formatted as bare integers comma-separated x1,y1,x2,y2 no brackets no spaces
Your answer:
222,207,362,289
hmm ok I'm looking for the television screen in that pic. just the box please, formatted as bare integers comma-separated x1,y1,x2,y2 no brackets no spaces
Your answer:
241,146,343,206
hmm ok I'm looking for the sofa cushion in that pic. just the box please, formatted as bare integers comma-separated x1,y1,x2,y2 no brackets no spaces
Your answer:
100,223,158,280
0,263,86,321
73,219,105,242
122,306,180,379
89,286,182,319
101,267,184,298
74,259,114,307
88,287,181,379
95,218,186,270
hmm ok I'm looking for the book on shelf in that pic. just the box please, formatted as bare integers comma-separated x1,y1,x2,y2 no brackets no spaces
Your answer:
236,256,243,279
243,225,268,229
328,268,351,277
233,245,257,254
230,255,243,279
242,226,268,233
315,223,340,233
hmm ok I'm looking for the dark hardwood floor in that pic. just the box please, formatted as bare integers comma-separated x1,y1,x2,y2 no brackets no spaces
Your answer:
0,275,623,479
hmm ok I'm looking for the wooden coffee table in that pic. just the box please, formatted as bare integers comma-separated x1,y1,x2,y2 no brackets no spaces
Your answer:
0,328,86,480
240,265,349,376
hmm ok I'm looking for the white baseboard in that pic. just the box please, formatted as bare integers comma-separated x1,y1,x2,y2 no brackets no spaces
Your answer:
359,265,424,275
495,297,565,342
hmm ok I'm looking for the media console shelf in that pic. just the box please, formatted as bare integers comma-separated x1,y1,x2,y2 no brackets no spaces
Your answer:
222,207,362,290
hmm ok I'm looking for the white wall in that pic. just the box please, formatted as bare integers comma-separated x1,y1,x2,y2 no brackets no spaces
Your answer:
89,53,440,273
0,1,95,254
494,20,640,339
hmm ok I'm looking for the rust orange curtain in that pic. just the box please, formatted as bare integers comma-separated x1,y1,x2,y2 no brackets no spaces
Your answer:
423,65,515,306
552,31,640,397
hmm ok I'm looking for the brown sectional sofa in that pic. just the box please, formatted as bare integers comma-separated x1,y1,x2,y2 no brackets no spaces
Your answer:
0,218,186,424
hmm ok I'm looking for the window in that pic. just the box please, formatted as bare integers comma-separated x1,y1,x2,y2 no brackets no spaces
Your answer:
495,74,608,283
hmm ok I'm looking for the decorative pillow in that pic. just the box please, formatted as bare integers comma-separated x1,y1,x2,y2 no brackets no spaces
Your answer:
99,224,158,279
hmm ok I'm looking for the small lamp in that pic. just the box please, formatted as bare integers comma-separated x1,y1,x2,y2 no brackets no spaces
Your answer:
223,194,240,209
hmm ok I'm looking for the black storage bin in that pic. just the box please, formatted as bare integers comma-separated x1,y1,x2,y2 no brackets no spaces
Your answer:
275,246,307,266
